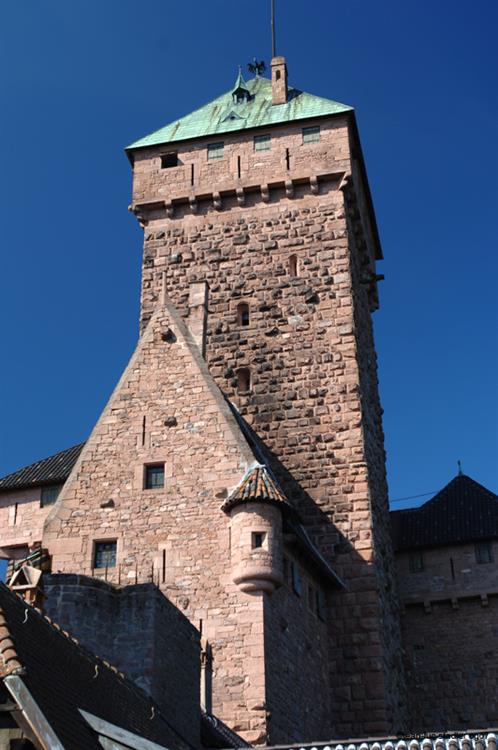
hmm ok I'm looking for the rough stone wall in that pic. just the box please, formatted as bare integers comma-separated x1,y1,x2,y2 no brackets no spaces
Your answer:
264,556,331,744
0,486,58,556
131,114,405,735
43,574,200,748
395,542,498,602
401,597,498,730
41,305,271,743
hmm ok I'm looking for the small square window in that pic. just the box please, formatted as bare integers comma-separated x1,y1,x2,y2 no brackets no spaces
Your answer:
208,142,224,160
409,551,424,573
41,486,60,507
145,464,165,490
161,152,178,169
252,532,265,549
290,561,301,596
94,541,116,569
254,134,271,152
475,541,493,564
302,125,320,144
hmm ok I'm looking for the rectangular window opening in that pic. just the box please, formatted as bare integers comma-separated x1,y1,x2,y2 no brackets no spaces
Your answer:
207,142,224,161
290,561,301,596
475,541,493,564
94,541,117,569
316,589,326,621
409,551,424,573
161,152,178,169
254,134,271,152
252,532,265,549
302,125,320,144
145,463,165,490
41,486,61,507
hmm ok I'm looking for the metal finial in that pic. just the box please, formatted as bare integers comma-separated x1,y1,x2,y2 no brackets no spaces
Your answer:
271,0,276,58
457,460,463,476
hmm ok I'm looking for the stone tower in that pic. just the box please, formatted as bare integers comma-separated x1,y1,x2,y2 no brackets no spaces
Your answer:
42,60,406,742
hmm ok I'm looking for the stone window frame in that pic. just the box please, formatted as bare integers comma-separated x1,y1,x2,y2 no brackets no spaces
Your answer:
408,550,424,573
144,463,165,491
251,531,266,550
475,541,494,564
160,152,178,169
290,560,302,596
40,485,61,508
236,367,251,395
302,125,320,144
92,538,118,570
207,141,224,161
254,134,271,152
236,301,250,327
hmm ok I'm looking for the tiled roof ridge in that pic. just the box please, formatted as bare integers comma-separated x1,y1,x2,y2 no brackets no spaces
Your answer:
391,474,498,516
262,733,498,750
221,463,290,513
0,604,24,678
0,441,86,490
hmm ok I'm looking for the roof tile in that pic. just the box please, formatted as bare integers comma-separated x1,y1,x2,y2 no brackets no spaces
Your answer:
0,442,84,491
391,474,498,551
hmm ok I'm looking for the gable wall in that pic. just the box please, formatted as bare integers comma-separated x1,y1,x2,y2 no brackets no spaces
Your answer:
40,307,273,742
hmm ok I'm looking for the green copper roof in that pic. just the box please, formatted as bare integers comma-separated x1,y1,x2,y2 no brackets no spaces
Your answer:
126,75,352,150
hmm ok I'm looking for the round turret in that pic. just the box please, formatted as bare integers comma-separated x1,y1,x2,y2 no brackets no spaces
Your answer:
229,502,283,594
222,465,287,594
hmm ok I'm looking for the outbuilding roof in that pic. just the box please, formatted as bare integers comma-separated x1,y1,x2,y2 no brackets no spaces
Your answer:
390,474,498,552
0,583,192,750
0,443,84,492
126,74,352,150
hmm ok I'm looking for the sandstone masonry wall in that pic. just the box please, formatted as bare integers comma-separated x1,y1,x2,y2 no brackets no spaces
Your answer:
0,486,58,556
396,542,498,602
43,574,200,748
401,597,498,730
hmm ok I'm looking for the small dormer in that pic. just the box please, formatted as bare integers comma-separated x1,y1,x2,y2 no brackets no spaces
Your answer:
231,67,251,105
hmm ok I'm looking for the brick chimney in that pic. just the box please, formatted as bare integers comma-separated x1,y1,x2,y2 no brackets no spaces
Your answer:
271,56,288,105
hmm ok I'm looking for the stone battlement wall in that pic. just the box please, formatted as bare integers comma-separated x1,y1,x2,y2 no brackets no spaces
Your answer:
43,574,201,748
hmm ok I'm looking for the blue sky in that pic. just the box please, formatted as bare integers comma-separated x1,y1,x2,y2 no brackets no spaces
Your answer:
0,0,497,512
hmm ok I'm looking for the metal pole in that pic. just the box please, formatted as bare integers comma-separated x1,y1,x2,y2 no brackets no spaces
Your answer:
271,0,276,58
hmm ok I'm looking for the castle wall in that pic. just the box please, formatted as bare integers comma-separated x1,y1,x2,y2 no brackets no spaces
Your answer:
132,115,406,735
395,542,498,602
43,574,200,748
401,597,498,730
264,554,331,744
0,486,57,556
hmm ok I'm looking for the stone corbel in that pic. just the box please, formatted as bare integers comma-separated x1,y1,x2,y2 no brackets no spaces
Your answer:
285,179,294,199
213,192,222,211
128,204,148,228
164,200,174,219
189,195,198,214
261,183,270,203
236,187,245,207
310,175,319,195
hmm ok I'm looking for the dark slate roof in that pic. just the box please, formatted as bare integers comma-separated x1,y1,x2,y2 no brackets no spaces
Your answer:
0,442,84,491
221,464,289,513
391,474,498,551
0,583,193,750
